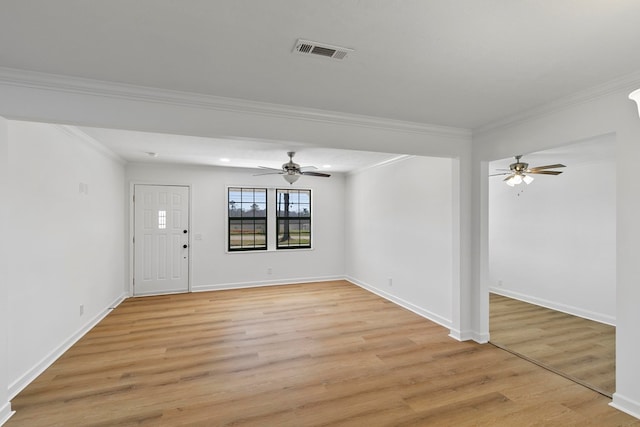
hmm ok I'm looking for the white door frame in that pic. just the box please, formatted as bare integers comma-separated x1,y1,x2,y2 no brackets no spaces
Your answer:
128,182,193,296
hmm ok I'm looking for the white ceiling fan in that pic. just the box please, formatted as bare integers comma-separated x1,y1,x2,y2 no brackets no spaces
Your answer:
255,151,331,184
491,155,566,186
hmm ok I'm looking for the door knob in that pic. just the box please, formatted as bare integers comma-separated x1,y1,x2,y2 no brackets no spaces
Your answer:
183,244,188,249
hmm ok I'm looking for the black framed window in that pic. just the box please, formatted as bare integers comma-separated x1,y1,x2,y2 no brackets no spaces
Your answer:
276,189,311,249
228,187,267,251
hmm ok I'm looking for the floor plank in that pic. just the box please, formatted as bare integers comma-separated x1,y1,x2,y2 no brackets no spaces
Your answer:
6,281,635,426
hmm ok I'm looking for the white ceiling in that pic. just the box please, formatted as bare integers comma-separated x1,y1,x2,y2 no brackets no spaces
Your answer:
77,126,400,172
2,1,639,167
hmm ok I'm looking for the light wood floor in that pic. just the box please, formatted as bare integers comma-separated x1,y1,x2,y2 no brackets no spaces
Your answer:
490,293,616,397
7,281,637,426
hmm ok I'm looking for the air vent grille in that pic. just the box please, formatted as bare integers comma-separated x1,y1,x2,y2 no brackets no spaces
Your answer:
293,39,353,60
298,43,313,54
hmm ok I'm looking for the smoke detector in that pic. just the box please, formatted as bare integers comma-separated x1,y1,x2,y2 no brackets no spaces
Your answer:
293,39,353,60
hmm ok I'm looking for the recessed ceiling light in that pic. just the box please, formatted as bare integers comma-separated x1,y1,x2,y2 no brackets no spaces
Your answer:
322,164,332,169
146,152,159,158
220,158,230,162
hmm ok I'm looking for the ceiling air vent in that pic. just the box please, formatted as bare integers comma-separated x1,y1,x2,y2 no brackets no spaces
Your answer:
293,39,353,60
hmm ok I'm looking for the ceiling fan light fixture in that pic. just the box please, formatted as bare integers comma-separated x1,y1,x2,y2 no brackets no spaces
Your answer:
283,173,300,185
512,174,523,185
504,172,533,187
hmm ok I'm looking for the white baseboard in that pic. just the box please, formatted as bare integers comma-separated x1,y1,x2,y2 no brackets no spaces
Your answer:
345,276,452,330
489,287,615,326
471,331,490,344
448,329,489,344
0,402,14,426
8,292,127,399
611,393,640,420
448,329,466,341
191,275,344,292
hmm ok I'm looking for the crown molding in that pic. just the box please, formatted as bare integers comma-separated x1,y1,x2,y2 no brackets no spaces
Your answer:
0,66,470,141
475,70,640,136
54,125,126,164
349,154,414,176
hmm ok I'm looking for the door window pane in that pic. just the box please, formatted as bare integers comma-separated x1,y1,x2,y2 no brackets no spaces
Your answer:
158,210,166,229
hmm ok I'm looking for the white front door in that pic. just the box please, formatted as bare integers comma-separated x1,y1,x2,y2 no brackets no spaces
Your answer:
134,185,190,295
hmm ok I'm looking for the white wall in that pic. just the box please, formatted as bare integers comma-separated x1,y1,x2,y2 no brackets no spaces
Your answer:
489,137,616,324
126,162,345,290
0,118,13,424
6,121,126,398
345,156,453,327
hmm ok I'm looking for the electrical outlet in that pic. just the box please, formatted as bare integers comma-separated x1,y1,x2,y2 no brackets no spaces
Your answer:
267,267,272,275
498,280,503,287
388,278,393,287
79,304,84,316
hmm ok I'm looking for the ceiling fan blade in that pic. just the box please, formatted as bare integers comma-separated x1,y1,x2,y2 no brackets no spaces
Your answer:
489,172,510,177
528,170,563,175
527,163,566,172
503,174,515,182
301,171,331,177
253,171,284,176
258,166,283,172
